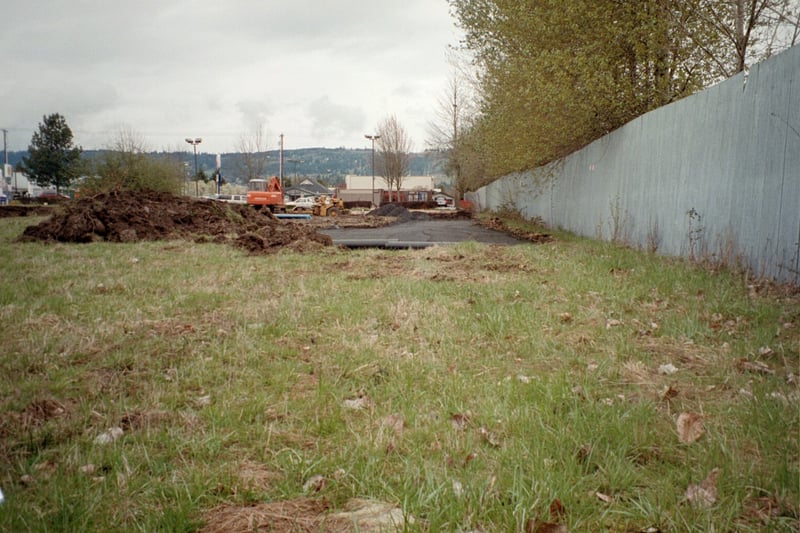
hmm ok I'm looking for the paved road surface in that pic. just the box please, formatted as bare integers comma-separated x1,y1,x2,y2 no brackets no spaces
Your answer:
320,219,523,248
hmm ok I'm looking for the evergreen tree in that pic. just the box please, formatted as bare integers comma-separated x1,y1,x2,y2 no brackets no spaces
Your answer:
19,113,83,192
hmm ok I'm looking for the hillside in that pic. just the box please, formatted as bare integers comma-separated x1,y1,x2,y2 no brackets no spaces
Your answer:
5,148,447,187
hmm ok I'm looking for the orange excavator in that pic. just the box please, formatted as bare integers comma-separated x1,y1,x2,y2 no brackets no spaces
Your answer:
246,176,285,212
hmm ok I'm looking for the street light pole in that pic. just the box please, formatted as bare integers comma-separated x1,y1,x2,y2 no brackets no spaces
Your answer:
185,137,202,197
364,134,380,208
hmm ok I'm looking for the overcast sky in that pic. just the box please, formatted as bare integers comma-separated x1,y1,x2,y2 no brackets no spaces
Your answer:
1,1,463,155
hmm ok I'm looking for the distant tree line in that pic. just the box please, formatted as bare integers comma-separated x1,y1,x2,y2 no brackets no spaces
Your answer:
9,118,442,197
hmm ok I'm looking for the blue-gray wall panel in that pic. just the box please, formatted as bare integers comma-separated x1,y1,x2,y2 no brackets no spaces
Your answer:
472,45,799,283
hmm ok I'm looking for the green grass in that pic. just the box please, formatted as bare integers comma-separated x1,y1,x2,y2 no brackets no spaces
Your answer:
0,215,797,532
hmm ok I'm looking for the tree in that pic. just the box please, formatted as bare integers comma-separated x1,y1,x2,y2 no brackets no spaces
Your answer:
427,67,479,199
448,0,798,178
236,122,270,181
375,115,413,200
82,127,183,194
19,113,83,193
662,0,800,77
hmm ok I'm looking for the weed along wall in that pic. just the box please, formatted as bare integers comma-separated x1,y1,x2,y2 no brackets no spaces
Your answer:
470,44,800,284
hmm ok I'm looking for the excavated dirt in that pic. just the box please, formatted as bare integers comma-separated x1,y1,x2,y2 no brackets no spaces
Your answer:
479,216,554,244
16,190,334,254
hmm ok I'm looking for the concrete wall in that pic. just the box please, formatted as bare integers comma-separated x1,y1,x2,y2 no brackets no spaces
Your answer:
470,45,799,284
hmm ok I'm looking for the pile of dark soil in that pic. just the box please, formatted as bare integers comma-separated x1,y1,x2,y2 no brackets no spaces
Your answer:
16,190,332,254
367,203,430,222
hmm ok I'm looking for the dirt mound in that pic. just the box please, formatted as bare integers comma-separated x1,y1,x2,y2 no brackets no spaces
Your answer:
367,203,430,221
479,216,554,244
17,190,332,254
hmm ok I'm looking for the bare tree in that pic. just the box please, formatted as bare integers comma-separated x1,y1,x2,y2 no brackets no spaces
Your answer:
375,115,413,201
236,121,270,181
427,67,478,199
663,0,800,77
85,126,183,194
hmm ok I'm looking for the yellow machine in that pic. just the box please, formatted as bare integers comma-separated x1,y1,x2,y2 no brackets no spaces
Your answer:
312,195,344,217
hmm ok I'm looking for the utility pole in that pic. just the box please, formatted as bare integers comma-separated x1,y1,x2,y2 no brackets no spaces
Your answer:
365,134,381,208
2,128,8,196
2,128,7,176
278,133,284,188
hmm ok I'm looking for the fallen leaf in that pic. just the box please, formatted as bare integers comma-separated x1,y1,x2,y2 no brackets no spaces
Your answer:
80,464,96,475
451,479,464,497
676,412,705,444
660,385,679,401
571,385,586,400
479,426,501,447
658,363,678,375
606,318,622,329
736,359,774,375
450,412,471,431
684,468,720,507
549,498,566,521
94,427,124,445
343,395,371,410
302,474,326,493
195,394,212,407
575,444,592,463
559,312,573,323
758,346,773,356
595,491,613,504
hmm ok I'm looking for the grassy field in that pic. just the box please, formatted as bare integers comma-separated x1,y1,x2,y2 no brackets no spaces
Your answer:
0,213,797,532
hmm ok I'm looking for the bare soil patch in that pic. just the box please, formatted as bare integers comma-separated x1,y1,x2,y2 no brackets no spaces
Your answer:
0,205,55,218
478,216,554,243
15,190,333,254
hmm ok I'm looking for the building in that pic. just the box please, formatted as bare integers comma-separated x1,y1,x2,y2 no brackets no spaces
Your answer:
338,175,436,205
282,178,332,201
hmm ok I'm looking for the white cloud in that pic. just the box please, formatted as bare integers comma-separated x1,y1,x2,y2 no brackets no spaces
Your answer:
0,0,463,153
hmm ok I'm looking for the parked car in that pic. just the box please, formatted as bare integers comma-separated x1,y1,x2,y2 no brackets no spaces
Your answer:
37,191,70,203
286,196,317,210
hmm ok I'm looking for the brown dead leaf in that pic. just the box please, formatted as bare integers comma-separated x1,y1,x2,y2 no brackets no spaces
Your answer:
302,474,326,493
660,384,679,401
575,444,592,463
736,359,775,375
549,498,566,521
595,491,613,504
676,412,705,444
685,468,720,507
450,412,471,431
479,426,501,447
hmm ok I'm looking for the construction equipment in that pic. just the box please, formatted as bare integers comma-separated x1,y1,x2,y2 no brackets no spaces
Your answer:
246,176,285,212
312,195,344,217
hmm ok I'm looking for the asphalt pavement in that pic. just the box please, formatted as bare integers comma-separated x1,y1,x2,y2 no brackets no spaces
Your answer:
320,218,523,248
